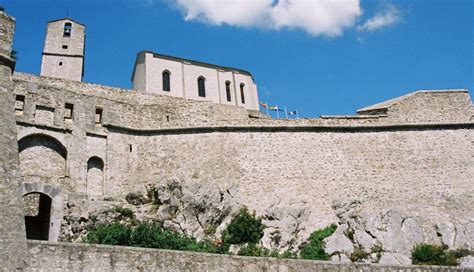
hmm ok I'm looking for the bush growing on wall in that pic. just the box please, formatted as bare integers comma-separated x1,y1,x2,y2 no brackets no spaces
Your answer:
299,224,337,260
85,223,131,246
411,244,458,266
85,207,307,258
223,207,265,245
85,222,224,254
237,243,271,257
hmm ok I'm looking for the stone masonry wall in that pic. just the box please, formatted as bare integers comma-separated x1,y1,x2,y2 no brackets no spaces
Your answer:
27,241,471,271
103,128,473,253
0,10,28,270
10,70,474,263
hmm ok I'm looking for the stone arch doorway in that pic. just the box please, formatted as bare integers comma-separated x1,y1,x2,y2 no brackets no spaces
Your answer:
23,192,51,240
21,182,63,241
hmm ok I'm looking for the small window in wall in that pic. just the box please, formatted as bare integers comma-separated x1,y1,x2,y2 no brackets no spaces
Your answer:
64,103,74,121
240,83,245,104
198,77,206,97
63,22,72,37
225,81,232,102
95,108,103,125
59,62,63,66
15,95,25,114
162,70,171,92
62,45,68,49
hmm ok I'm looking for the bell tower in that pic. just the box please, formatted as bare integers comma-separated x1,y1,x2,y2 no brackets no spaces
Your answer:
40,18,85,81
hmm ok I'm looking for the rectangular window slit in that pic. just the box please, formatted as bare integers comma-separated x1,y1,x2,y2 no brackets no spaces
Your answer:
129,144,133,152
64,103,74,121
95,108,103,125
15,95,25,113
62,45,68,49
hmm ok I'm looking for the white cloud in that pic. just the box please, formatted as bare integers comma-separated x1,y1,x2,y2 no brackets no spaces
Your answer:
174,0,273,27
357,4,400,32
173,0,362,37
270,0,362,37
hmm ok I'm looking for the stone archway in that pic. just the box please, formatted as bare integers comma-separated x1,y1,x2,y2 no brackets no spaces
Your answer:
21,182,63,241
23,192,51,240
18,133,68,178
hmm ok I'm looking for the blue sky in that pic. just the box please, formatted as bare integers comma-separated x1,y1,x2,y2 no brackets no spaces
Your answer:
2,0,473,117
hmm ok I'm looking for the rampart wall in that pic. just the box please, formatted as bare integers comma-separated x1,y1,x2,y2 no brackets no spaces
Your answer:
26,241,469,272
11,71,474,264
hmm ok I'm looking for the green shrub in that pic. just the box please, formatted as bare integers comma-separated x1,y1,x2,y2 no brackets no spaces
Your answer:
223,207,265,245
237,243,270,257
84,223,131,245
281,250,298,259
411,244,457,266
130,223,194,250
129,223,160,248
300,224,337,260
85,222,225,254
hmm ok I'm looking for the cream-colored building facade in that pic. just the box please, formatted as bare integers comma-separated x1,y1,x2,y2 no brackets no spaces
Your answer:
132,51,260,111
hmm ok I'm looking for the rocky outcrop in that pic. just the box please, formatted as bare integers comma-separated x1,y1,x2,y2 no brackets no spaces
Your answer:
60,176,241,242
60,182,474,267
323,199,474,265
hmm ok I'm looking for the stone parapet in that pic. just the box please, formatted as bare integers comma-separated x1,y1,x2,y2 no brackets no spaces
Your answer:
27,241,471,272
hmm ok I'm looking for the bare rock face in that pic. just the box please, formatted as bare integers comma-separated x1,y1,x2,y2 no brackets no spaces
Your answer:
324,229,354,255
60,176,241,242
261,200,311,252
378,252,411,265
459,255,474,268
148,177,239,240
323,199,473,265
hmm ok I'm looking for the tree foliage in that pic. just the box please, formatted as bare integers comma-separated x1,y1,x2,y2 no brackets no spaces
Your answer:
223,207,265,245
300,224,337,260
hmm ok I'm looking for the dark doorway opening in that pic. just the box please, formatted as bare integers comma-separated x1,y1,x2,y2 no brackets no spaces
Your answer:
23,193,51,240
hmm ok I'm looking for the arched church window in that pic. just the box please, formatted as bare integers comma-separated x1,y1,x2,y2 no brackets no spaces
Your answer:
240,83,245,104
162,70,171,92
225,81,232,102
63,22,72,37
198,77,206,97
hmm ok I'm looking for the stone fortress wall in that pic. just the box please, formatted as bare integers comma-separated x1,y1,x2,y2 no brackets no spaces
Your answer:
12,70,474,254
2,8,474,271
